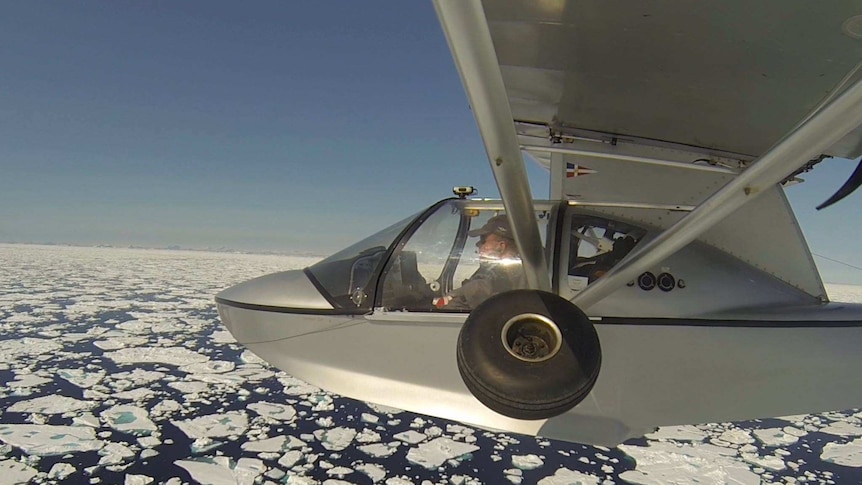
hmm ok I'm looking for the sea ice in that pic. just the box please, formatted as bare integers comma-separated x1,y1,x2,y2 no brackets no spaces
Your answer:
7,374,52,389
113,388,157,401
405,437,479,469
821,437,862,466
382,477,412,485
247,402,297,422
355,462,386,483
0,424,104,456
173,412,249,439
92,336,149,351
394,430,427,444
278,376,320,396
366,403,403,415
326,466,353,477
717,428,755,445
105,346,209,367
0,338,62,360
101,405,157,436
150,399,182,419
739,450,786,471
358,442,400,458
313,427,356,451
181,361,235,374
125,474,154,485
98,441,136,465
619,442,760,485
175,456,265,485
0,459,38,484
278,450,304,468
536,467,599,485
241,436,286,453
504,467,523,485
209,330,236,344
356,428,382,444
645,425,707,442
821,421,862,437
8,395,96,414
512,454,544,470
240,350,265,365
753,427,801,446
111,369,166,388
138,436,161,448
187,373,244,387
57,368,106,388
361,413,380,424
47,462,76,479
169,381,210,394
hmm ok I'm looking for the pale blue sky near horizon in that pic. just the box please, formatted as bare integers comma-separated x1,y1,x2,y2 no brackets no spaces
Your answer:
2,1,862,284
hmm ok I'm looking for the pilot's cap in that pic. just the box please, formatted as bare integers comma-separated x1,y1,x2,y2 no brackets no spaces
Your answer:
468,215,513,240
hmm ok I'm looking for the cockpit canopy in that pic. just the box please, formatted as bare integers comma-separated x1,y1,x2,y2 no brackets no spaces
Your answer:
303,195,821,318
306,199,557,312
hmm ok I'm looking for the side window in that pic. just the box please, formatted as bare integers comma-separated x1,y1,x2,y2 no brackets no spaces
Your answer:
566,215,644,292
451,210,550,293
378,204,461,311
377,203,552,313
442,210,549,311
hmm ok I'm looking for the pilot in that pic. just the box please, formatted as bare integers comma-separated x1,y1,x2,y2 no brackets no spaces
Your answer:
436,215,526,310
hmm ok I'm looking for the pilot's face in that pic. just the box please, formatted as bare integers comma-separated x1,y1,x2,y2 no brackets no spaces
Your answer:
477,233,507,260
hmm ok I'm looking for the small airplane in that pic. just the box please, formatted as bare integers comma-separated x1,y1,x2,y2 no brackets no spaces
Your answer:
217,0,862,446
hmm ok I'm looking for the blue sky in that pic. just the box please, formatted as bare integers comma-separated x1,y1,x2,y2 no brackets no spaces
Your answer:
2,1,862,284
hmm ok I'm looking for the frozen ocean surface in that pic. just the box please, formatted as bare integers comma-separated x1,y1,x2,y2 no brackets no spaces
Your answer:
0,243,860,485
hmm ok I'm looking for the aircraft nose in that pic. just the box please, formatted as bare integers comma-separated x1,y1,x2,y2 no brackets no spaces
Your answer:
216,270,334,313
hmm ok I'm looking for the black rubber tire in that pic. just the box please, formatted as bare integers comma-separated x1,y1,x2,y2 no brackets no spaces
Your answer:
456,289,601,420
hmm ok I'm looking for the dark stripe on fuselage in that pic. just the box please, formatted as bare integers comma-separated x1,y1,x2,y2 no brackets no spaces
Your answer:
215,296,368,316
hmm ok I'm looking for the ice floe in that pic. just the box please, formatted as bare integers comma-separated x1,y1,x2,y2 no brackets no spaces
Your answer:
0,424,105,456
0,459,38,484
512,453,544,470
105,346,209,367
822,437,862,467
536,467,599,485
0,338,62,360
314,427,357,451
101,405,157,436
173,412,249,439
247,402,297,422
57,368,106,388
619,442,760,485
7,395,96,414
753,427,803,447
405,437,479,469
393,430,426,444
175,456,265,485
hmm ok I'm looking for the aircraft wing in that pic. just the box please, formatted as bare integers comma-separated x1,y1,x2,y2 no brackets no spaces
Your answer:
436,0,862,303
484,0,862,159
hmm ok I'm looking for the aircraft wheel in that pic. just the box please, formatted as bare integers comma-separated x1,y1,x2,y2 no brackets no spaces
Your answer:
456,290,601,420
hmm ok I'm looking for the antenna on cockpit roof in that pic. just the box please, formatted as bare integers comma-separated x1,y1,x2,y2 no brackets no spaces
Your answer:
453,186,477,199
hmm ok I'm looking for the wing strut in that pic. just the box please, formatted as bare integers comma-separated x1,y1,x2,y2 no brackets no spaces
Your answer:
573,75,862,310
434,0,551,292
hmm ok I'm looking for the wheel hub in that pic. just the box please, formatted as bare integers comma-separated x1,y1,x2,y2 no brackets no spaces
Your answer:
501,313,562,363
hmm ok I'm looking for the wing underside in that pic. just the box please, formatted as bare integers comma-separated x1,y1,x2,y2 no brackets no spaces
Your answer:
485,0,862,159
438,0,862,301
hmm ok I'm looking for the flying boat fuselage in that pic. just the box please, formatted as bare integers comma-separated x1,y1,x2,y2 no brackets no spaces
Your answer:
217,198,862,445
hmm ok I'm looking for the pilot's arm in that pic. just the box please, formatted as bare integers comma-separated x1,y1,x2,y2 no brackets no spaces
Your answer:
435,267,497,310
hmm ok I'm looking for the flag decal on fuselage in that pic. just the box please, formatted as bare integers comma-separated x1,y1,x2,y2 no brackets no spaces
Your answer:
566,163,597,178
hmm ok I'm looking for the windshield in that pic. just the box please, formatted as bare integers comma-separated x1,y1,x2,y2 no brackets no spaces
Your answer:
306,210,422,309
